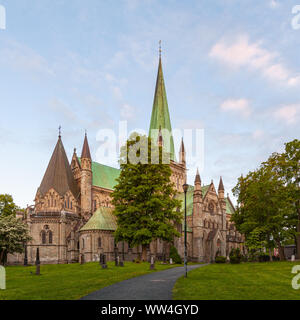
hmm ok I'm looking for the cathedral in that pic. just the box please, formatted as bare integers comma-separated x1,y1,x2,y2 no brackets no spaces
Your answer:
8,54,243,265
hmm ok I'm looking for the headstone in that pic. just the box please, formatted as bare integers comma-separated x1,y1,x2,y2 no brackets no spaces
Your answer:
24,244,28,266
35,248,40,275
150,255,155,270
114,248,119,266
291,254,295,261
80,254,85,265
101,254,108,269
170,258,173,265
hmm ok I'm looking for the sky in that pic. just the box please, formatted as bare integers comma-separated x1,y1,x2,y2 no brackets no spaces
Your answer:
0,0,300,208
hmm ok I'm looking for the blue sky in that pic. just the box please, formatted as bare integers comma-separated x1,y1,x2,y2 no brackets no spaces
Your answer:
0,0,300,207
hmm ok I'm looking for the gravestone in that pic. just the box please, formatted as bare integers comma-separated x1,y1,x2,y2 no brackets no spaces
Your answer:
35,248,40,275
150,255,155,270
169,258,173,265
101,254,108,269
291,254,295,261
80,254,85,265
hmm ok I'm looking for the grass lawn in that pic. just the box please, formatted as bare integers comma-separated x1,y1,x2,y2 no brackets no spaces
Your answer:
173,261,300,300
0,261,180,300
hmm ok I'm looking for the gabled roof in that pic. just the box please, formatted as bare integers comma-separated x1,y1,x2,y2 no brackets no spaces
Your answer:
38,137,79,198
149,57,176,161
78,158,120,190
80,206,117,231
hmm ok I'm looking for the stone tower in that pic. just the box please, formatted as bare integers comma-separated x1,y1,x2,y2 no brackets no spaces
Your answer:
80,133,92,219
218,176,227,256
192,169,204,261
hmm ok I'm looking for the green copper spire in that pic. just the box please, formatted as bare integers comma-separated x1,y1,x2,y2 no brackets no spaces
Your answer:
149,51,176,161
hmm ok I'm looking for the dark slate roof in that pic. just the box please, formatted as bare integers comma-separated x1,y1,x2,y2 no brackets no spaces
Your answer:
81,134,91,159
38,137,79,198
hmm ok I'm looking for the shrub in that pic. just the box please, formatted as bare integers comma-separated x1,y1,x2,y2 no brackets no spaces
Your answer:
215,256,226,263
229,248,242,264
258,254,270,262
272,255,280,261
169,245,182,264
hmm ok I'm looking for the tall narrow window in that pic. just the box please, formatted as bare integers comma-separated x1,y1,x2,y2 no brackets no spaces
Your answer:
70,201,72,209
98,237,101,248
48,231,53,244
41,230,46,244
82,238,85,249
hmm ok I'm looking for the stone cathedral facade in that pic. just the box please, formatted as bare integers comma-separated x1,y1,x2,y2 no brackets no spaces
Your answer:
8,55,243,265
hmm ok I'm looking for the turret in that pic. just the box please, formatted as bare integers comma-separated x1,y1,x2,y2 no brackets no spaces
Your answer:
193,169,202,204
179,138,186,167
80,133,92,217
218,176,224,199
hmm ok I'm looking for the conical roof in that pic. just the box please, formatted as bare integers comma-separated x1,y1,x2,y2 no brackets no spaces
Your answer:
38,136,79,198
149,57,176,161
218,176,224,191
81,133,91,159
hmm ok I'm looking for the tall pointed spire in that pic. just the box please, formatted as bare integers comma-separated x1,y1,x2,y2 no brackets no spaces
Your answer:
38,135,79,198
195,168,201,184
149,42,176,161
81,132,91,160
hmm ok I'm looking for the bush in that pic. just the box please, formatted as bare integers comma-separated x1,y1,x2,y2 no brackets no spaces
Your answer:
272,255,280,261
258,254,270,262
215,256,226,263
229,248,242,264
169,245,182,264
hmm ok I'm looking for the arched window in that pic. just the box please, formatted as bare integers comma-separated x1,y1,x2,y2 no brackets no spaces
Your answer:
98,237,101,248
41,230,46,244
48,231,53,244
82,238,85,249
77,241,80,250
70,201,72,209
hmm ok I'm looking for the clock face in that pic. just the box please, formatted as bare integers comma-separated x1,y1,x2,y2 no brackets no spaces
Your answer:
208,202,214,214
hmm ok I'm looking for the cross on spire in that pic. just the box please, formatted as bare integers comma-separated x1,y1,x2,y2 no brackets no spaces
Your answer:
58,125,61,138
159,40,162,58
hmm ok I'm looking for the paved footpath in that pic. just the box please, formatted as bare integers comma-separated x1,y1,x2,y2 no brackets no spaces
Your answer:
81,264,207,300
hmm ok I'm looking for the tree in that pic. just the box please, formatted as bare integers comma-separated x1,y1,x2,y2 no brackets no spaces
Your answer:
0,215,31,265
0,194,19,217
270,140,300,258
112,133,182,261
232,160,296,261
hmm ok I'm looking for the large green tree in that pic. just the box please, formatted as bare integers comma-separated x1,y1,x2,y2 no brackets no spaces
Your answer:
268,139,300,257
232,160,296,261
0,215,31,265
112,133,182,261
0,194,19,217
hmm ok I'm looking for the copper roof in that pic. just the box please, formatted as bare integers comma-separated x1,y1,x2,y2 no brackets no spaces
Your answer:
38,137,79,198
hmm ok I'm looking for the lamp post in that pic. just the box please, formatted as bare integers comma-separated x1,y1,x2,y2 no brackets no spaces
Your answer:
182,183,188,278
